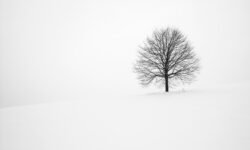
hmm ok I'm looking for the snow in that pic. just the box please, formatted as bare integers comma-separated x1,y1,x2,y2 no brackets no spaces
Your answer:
1,0,250,149
1,84,250,150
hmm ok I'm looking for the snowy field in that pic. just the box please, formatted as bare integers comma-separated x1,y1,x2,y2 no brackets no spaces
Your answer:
1,0,250,149
1,83,250,150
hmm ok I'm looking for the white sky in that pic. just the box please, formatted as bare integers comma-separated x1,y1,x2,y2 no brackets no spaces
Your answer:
1,0,250,107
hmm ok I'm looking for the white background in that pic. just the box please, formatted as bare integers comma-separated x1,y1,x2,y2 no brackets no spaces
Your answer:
1,0,250,106
1,1,250,150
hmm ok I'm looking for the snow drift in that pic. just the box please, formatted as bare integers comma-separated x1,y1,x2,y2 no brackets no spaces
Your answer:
1,83,250,150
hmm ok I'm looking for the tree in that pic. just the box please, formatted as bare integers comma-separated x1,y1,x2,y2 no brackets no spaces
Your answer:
134,27,200,92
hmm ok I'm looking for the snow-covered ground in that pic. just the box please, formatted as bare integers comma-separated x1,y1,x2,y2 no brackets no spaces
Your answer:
1,0,250,149
1,83,250,150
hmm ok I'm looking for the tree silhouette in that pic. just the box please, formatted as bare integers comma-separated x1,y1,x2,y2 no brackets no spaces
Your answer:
134,27,200,92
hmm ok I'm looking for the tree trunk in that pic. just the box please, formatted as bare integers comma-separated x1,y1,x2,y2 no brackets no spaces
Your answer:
165,75,169,92
165,62,169,92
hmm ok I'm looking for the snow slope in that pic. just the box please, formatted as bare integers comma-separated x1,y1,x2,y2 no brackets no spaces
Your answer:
1,84,250,150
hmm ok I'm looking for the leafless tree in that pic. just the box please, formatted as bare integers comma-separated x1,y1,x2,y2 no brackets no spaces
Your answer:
134,27,200,92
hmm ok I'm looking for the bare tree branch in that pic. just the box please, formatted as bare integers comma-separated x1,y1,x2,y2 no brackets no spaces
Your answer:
134,27,200,92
